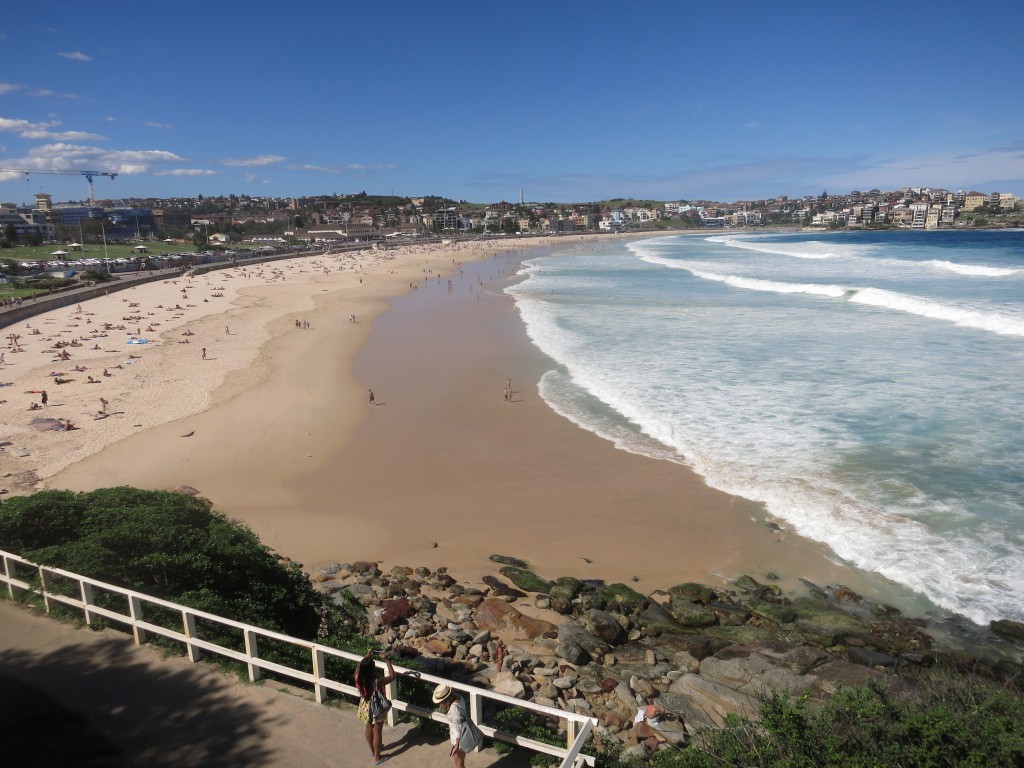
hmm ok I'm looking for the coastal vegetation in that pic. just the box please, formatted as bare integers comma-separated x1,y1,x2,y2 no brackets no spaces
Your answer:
2,490,1022,765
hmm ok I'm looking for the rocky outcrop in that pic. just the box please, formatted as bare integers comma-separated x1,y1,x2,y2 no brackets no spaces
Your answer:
304,560,1022,760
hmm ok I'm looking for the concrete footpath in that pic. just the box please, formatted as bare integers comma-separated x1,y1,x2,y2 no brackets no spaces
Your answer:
0,600,533,768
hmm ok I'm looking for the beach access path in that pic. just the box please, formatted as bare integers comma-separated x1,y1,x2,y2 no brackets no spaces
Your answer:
0,600,531,768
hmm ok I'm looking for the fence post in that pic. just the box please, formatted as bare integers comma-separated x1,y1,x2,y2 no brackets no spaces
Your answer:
39,567,51,613
567,717,579,753
128,594,147,645
2,555,14,598
468,690,484,752
311,647,325,704
244,629,261,682
80,581,94,625
183,610,202,662
384,677,398,727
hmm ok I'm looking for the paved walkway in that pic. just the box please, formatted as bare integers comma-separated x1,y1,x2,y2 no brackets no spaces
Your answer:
0,600,533,767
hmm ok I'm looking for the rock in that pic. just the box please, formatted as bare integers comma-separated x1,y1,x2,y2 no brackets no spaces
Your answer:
636,603,685,635
666,674,760,728
600,583,648,613
492,670,527,698
556,640,591,666
535,595,551,610
453,594,483,607
699,649,817,696
670,650,701,674
848,647,897,669
481,575,526,599
630,676,655,699
558,619,613,658
550,597,573,614
549,576,585,601
667,598,718,627
793,603,870,646
991,619,1024,643
423,638,452,656
710,601,751,626
576,679,604,695
602,710,630,730
489,554,529,568
172,484,199,496
668,582,716,604
746,598,796,624
313,581,345,594
474,597,557,640
343,583,379,606
733,575,764,593
552,676,577,689
312,563,342,580
587,609,627,645
498,566,552,593
472,629,491,645
351,561,380,575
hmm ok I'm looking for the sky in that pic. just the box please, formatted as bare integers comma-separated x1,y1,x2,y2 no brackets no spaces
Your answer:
1,1,1023,206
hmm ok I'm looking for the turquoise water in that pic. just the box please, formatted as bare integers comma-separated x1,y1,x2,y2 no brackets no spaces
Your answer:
506,230,1024,625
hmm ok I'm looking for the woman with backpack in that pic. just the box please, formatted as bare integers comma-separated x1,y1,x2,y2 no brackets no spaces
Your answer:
355,650,395,765
432,684,484,767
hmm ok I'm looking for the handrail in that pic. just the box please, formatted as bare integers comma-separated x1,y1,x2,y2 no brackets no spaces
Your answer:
0,549,596,767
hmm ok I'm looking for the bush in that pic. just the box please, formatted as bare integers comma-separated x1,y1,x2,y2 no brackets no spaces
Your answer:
596,674,1024,768
0,488,351,643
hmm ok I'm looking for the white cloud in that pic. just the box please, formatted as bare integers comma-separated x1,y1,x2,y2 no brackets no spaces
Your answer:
58,51,92,62
20,130,106,141
0,83,24,96
285,162,397,173
155,168,216,177
0,117,61,133
4,142,187,176
144,121,173,129
222,154,285,167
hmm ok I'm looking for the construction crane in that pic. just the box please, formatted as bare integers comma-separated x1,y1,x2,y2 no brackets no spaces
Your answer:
0,168,117,207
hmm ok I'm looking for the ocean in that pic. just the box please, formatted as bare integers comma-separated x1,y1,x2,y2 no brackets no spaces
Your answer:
505,229,1024,626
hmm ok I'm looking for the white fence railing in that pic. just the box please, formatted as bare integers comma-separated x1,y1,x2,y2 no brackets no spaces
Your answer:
0,549,596,767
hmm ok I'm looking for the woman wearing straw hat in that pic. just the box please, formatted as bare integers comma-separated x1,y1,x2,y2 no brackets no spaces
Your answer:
432,684,473,767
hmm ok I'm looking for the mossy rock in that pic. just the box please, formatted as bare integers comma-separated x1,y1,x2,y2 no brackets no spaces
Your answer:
550,576,584,601
704,625,778,645
668,582,716,604
668,598,719,628
498,566,552,593
746,598,797,624
600,583,648,613
489,554,529,568
793,604,870,647
990,619,1024,643
733,575,764,592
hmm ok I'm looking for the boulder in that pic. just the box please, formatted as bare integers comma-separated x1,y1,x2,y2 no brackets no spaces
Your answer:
343,583,379,606
666,674,759,728
670,650,701,674
636,603,685,635
491,670,526,699
498,566,552,593
667,598,718,628
549,576,585,601
380,597,413,626
558,619,613,658
991,619,1024,643
600,583,648,613
474,597,557,640
556,640,591,666
423,638,452,656
668,582,716,604
699,649,817,696
710,601,751,626
587,609,627,645
746,598,797,625
847,647,897,669
489,554,529,568
794,606,870,647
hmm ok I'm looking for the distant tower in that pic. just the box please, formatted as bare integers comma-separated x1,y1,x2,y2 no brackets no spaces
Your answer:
34,192,52,212
520,187,524,205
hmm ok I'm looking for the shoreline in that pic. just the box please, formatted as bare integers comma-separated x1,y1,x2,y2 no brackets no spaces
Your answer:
4,232,981,632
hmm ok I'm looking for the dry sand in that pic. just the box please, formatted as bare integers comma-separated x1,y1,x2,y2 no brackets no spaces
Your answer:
4,234,881,607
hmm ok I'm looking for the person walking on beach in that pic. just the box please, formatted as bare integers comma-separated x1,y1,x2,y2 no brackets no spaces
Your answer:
99,398,108,414
355,650,395,765
40,390,47,407
368,389,375,407
432,684,482,768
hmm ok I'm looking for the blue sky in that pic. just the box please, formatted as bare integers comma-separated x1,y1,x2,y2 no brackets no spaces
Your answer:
2,2,1022,205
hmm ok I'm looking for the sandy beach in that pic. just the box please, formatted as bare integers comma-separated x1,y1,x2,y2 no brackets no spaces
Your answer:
4,234,882,609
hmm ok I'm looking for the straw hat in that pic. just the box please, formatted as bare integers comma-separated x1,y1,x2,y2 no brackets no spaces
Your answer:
432,684,453,704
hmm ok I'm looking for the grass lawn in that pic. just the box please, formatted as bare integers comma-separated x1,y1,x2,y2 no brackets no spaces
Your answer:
2,241,196,262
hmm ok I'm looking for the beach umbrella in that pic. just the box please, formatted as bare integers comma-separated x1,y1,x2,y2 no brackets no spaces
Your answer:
50,250,69,257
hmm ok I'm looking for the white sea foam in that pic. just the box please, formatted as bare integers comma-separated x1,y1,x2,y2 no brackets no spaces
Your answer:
850,288,1024,337
705,235,868,260
925,260,1022,277
688,269,850,298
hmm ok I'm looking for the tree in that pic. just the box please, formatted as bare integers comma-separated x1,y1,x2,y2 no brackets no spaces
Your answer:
3,223,16,246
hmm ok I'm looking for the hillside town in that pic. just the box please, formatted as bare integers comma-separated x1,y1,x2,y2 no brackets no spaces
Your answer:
1,185,1021,251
